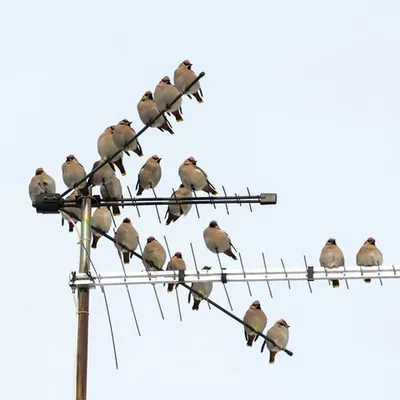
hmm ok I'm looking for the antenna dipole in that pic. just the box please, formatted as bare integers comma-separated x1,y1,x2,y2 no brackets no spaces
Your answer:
75,195,92,400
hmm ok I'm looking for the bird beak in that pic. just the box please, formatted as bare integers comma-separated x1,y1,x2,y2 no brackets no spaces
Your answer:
128,121,132,126
157,158,162,163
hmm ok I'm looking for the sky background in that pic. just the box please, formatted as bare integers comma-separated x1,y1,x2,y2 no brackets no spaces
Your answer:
1,0,400,399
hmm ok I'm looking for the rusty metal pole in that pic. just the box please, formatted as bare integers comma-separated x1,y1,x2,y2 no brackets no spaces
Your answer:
75,194,92,400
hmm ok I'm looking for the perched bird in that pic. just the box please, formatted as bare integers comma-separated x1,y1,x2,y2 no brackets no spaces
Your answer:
262,319,290,364
114,218,139,264
112,119,143,157
62,154,89,195
97,126,126,175
87,159,116,188
166,251,186,292
91,207,112,249
135,155,162,196
154,76,183,122
178,157,217,195
142,237,166,271
100,175,123,216
61,190,82,232
203,220,237,260
29,167,56,202
174,59,203,103
243,300,268,347
319,238,345,288
165,184,193,225
188,266,213,310
137,91,174,134
356,237,383,283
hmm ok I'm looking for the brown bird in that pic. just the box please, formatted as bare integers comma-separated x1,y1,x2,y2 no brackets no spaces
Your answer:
178,157,217,195
166,251,186,292
174,59,204,103
137,91,174,134
114,218,139,264
97,125,126,175
61,189,82,232
188,266,213,310
87,159,116,188
135,155,162,196
262,319,290,364
61,154,89,195
154,76,183,122
112,119,143,157
142,237,166,271
100,175,123,216
91,207,112,249
29,167,56,202
243,300,268,347
165,184,193,225
319,238,345,288
203,220,237,260
356,237,383,283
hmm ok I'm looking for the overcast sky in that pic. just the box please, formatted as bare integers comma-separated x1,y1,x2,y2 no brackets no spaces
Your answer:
1,1,400,399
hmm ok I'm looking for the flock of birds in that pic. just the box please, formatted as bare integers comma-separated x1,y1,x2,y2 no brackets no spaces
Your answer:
28,59,386,365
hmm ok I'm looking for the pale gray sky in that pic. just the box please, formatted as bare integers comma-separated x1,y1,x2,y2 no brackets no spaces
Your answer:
1,0,400,399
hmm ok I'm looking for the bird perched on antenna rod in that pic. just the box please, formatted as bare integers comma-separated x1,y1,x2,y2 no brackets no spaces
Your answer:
60,189,82,232
137,91,174,134
154,76,184,123
114,218,139,264
319,238,345,288
166,252,186,292
29,167,56,202
243,300,267,347
112,119,143,157
135,155,162,196
261,319,290,364
62,154,89,195
100,175,123,216
165,184,193,225
91,207,112,249
178,157,218,195
174,59,204,103
142,237,167,271
356,237,383,283
188,266,213,310
203,220,238,260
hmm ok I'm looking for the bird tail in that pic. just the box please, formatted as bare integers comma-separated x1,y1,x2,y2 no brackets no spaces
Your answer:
136,185,144,196
192,299,201,311
166,212,180,225
192,91,203,103
203,180,218,195
172,109,184,122
161,121,174,134
113,160,126,176
68,221,74,232
133,143,143,157
269,351,277,364
364,278,372,284
167,283,175,292
224,248,237,260
247,335,254,347
123,252,130,264
332,279,340,288
112,205,120,216
91,235,100,249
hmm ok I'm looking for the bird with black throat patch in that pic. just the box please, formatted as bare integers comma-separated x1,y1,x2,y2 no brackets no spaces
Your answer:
166,252,186,292
114,218,139,264
356,237,383,283
261,319,290,364
135,155,162,196
174,59,204,103
243,300,267,347
319,237,345,288
203,220,237,260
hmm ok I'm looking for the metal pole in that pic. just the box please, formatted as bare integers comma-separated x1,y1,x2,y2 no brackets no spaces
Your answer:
76,194,92,400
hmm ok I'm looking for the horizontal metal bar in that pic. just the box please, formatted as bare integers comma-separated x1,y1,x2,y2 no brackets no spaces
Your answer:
61,193,277,209
70,265,400,288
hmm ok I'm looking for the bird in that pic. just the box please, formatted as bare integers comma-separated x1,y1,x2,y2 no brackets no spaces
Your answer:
174,59,203,103
188,266,213,310
178,157,218,195
165,184,193,225
87,159,116,188
137,91,174,134
112,119,143,157
142,237,166,271
114,218,139,264
29,167,56,202
97,125,126,176
62,154,89,195
154,76,183,122
91,207,112,249
319,238,345,288
60,190,82,232
261,319,290,364
166,251,186,292
100,175,123,216
135,155,162,196
203,220,237,260
243,300,268,347
356,237,383,283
